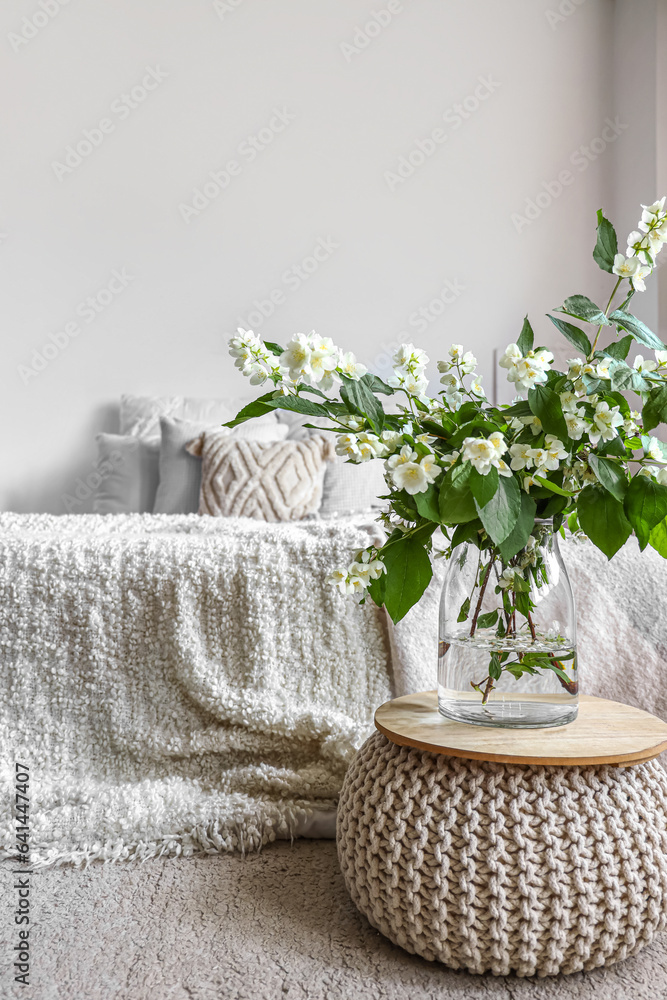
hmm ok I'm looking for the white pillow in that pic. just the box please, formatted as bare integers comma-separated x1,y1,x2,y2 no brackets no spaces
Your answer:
93,435,160,514
120,394,283,439
319,457,387,518
153,416,288,515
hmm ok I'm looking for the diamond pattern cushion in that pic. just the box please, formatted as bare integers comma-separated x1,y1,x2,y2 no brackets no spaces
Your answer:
186,432,336,520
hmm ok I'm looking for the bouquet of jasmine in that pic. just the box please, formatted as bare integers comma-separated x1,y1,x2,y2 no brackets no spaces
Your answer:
226,199,667,698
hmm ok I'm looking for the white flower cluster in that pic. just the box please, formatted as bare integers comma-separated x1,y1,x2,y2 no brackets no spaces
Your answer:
498,345,554,390
461,431,511,476
387,344,429,400
329,548,385,598
280,333,366,391
228,329,367,395
437,344,481,409
613,197,667,291
385,444,440,495
335,429,401,463
229,329,282,386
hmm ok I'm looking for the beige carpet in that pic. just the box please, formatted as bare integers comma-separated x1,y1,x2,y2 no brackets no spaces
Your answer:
1,842,666,1000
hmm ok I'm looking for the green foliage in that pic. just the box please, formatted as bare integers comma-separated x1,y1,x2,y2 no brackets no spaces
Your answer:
624,475,667,550
556,294,611,326
382,536,433,623
650,517,667,558
527,384,568,440
599,335,633,360
608,359,650,393
609,310,667,352
497,493,537,560
340,378,384,432
475,474,521,545
587,455,627,503
469,466,498,508
577,484,632,558
224,393,279,427
642,386,667,433
517,316,534,355
360,373,395,395
476,610,499,629
439,464,478,524
263,341,285,356
593,210,618,273
546,315,592,356
413,485,441,523
457,596,470,622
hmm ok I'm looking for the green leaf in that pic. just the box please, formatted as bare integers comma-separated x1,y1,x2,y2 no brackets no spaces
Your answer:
642,386,667,433
488,653,502,680
587,454,628,503
361,373,395,395
272,396,332,418
623,475,667,550
497,493,537,561
546,662,573,686
263,341,285,356
382,536,433,623
577,484,632,558
367,571,386,607
457,596,471,623
413,485,442,523
477,610,498,629
546,314,592,356
600,335,633,360
514,590,533,619
340,378,384,432
506,662,538,679
592,209,618,273
527,384,569,440
608,359,649,394
450,520,483,548
475,473,521,545
224,392,279,427
439,463,478,524
517,316,534,355
642,435,667,462
532,476,575,498
501,399,532,418
609,310,667,352
556,294,611,326
649,517,667,558
469,466,498,508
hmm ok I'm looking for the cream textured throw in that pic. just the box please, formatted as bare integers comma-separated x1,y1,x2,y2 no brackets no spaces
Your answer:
0,513,390,866
186,433,335,520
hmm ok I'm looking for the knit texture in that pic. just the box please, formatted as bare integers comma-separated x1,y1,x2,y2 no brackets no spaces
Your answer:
337,731,667,978
186,433,335,520
0,513,392,866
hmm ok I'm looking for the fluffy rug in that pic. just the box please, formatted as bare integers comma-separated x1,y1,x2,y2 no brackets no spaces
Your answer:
0,513,392,865
0,842,665,1000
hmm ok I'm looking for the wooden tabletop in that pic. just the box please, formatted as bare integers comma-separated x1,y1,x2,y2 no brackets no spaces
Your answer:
374,691,667,766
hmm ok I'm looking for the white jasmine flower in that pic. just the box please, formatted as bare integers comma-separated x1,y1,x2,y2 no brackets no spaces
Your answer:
280,333,313,381
646,437,667,463
385,444,418,471
509,443,534,471
565,407,587,440
418,454,440,484
632,264,653,292
633,354,658,373
595,360,612,379
402,373,429,399
391,462,429,494
588,401,624,445
499,344,553,390
529,447,549,471
328,567,351,595
440,373,459,391
559,391,579,413
612,254,640,279
623,411,641,435
543,435,569,468
496,459,513,478
338,414,365,431
392,344,429,372
445,391,464,411
441,450,460,468
461,432,507,475
657,468,667,485
349,549,386,584
498,567,523,590
520,414,542,436
448,344,464,360
380,429,403,452
338,351,367,380
437,359,452,374
655,351,667,366
459,351,477,374
470,375,485,396
335,433,361,461
356,432,385,462
639,466,657,478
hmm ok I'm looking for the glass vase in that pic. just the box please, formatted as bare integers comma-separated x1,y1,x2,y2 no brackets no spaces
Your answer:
438,519,577,728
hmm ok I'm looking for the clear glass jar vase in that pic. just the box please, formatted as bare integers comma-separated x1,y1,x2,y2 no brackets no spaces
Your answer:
438,519,577,728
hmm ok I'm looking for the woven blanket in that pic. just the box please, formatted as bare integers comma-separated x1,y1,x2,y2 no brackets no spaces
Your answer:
0,514,392,866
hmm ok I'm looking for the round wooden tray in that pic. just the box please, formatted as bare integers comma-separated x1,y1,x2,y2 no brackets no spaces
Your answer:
375,691,667,766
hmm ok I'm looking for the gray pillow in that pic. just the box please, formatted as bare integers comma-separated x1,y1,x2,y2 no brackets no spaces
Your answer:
319,457,387,518
93,435,160,514
153,416,288,515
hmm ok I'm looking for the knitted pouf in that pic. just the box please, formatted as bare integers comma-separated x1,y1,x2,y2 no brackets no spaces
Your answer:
337,731,667,977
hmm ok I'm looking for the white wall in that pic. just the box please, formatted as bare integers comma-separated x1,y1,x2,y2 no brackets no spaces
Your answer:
0,0,648,512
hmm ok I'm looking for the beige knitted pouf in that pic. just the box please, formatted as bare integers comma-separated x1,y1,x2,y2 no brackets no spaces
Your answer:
337,731,667,977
